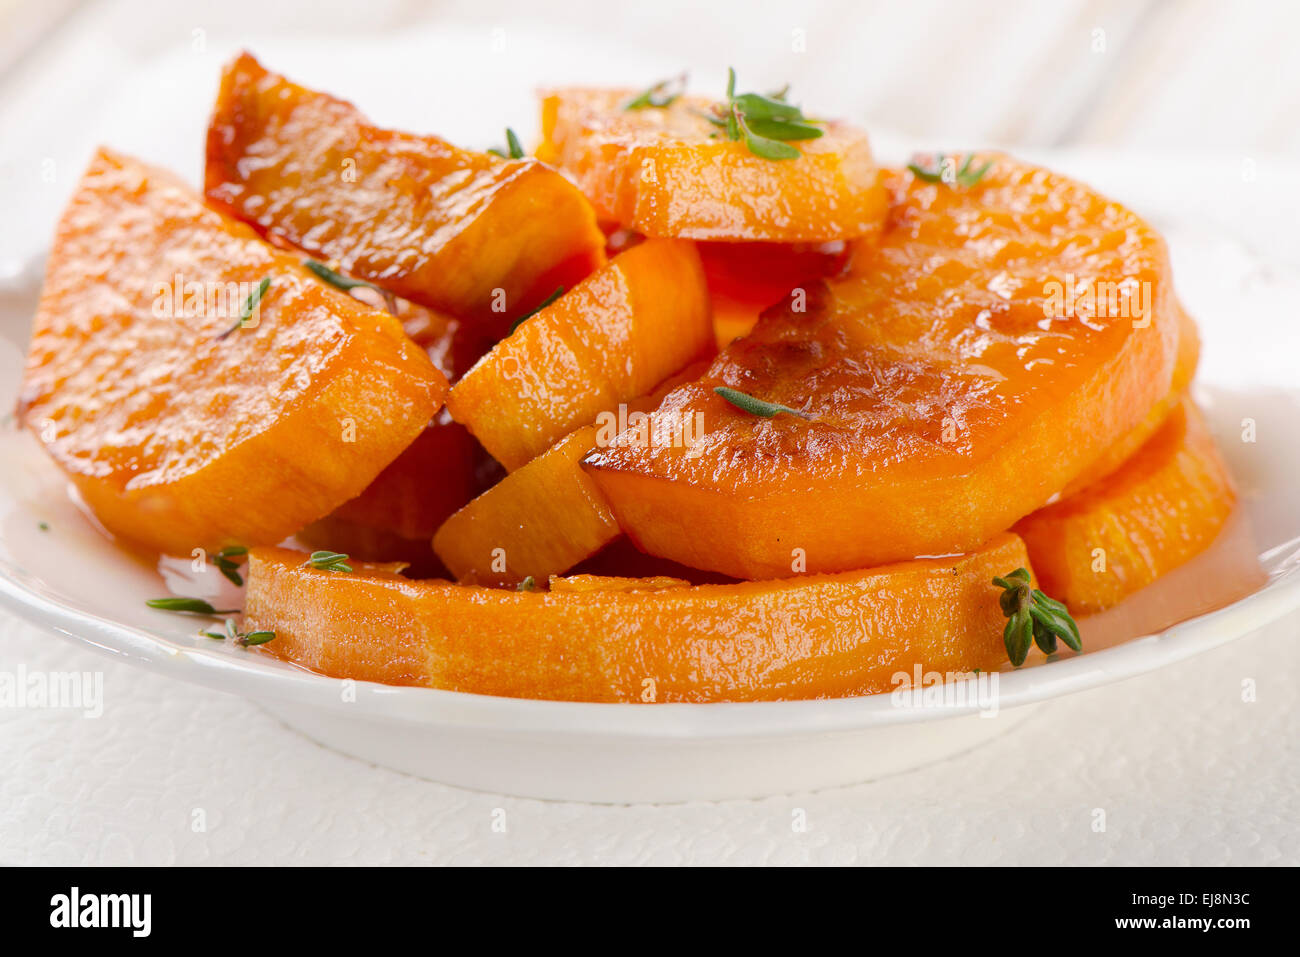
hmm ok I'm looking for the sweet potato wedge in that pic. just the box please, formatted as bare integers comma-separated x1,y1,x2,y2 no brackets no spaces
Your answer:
432,425,617,586
445,238,712,470
245,531,1030,702
538,87,889,242
1014,399,1235,613
300,293,494,570
206,53,605,328
19,148,446,557
434,361,710,585
584,154,1183,579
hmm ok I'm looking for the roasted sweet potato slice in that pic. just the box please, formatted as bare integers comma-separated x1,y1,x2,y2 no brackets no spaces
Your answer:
206,52,605,328
445,238,712,470
435,361,707,585
433,425,617,586
584,155,1183,579
300,294,494,571
19,148,446,557
1014,399,1235,613
1061,303,1199,496
245,532,1030,702
538,87,889,242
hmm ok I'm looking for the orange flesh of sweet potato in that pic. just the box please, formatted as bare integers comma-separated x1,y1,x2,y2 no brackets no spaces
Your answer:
583,154,1182,579
1061,303,1200,496
434,361,710,585
432,424,617,586
19,148,446,557
445,238,713,470
300,295,494,569
206,52,605,329
1014,398,1236,614
538,87,889,242
245,532,1029,702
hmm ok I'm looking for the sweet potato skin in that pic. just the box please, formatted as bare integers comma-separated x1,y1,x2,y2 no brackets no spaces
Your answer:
206,53,605,328
584,155,1182,579
539,88,889,243
246,532,1029,702
20,148,445,557
1015,399,1235,613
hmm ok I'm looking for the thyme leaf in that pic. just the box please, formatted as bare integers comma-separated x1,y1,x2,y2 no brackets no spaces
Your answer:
713,386,809,419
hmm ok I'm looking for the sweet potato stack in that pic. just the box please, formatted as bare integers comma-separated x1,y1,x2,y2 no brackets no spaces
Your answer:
21,56,1237,703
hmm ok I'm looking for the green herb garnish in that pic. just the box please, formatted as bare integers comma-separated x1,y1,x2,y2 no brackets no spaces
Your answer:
488,127,526,160
303,259,398,315
714,386,809,419
508,286,564,335
146,597,238,615
202,617,275,647
216,277,270,340
907,153,993,188
37,521,49,531
623,74,686,110
305,550,353,573
213,546,247,587
702,68,823,160
993,568,1081,666
516,576,537,592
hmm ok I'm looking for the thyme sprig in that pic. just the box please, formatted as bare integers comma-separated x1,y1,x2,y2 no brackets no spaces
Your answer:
703,68,823,160
907,153,994,188
623,74,687,110
714,386,809,419
303,259,398,315
305,550,353,573
993,568,1081,666
216,277,270,340
146,597,238,615
202,617,275,647
213,546,247,587
488,128,526,159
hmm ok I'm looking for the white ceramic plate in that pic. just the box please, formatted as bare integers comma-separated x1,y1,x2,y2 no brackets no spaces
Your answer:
1,32,1299,802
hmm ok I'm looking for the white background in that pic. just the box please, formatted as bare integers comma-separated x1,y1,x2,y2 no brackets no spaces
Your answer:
0,0,1297,865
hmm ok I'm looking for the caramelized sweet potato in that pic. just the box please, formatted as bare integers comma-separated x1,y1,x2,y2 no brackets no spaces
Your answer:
20,149,446,557
433,425,617,586
245,532,1030,702
699,241,850,348
300,293,493,569
584,155,1182,579
1015,399,1235,613
445,239,712,470
1062,303,1200,496
538,87,889,242
206,53,605,328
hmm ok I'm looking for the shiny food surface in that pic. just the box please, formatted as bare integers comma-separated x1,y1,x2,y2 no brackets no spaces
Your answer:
21,148,445,556
585,155,1181,578
246,533,1027,702
207,53,605,326
539,87,889,242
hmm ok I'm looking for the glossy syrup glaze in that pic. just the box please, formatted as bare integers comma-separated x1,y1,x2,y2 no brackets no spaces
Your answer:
585,154,1183,578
